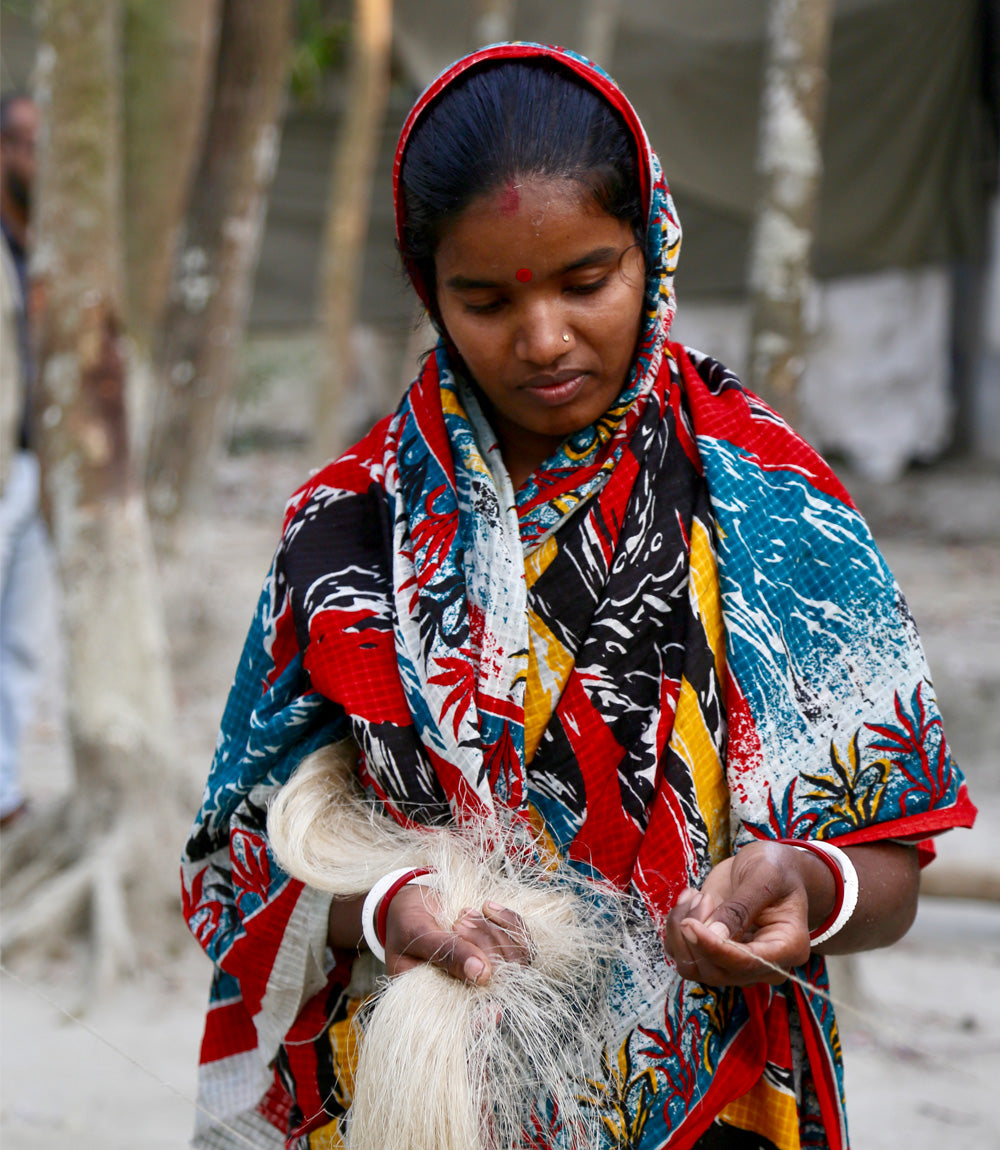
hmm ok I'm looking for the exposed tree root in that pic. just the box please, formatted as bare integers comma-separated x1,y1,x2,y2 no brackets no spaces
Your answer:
1,799,184,992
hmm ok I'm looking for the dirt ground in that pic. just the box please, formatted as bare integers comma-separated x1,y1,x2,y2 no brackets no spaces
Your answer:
2,346,999,1148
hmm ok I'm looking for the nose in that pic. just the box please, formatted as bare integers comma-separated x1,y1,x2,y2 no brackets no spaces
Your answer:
513,298,569,366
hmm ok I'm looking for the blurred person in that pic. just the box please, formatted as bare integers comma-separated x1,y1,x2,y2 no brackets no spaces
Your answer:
181,45,976,1149
1,92,50,828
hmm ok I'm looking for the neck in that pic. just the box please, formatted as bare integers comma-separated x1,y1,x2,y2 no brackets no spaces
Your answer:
492,417,563,492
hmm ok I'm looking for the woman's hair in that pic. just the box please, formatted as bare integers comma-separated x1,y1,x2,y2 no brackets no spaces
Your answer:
399,60,645,312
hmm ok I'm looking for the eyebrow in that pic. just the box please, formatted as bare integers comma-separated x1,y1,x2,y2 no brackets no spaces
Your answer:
443,246,623,291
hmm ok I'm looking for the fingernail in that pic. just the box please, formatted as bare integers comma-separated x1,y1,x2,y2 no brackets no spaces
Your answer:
681,925,698,946
709,921,730,940
688,891,703,912
486,901,505,912
464,957,487,982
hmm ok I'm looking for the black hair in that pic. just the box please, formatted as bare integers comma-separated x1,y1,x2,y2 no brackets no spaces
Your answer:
399,60,645,312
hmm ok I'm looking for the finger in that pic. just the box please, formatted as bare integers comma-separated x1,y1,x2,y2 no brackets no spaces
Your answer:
389,922,494,985
676,917,796,986
701,867,801,944
480,901,533,961
453,910,530,966
666,887,712,970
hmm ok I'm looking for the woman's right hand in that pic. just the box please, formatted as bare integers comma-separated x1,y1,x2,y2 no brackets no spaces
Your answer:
383,884,532,984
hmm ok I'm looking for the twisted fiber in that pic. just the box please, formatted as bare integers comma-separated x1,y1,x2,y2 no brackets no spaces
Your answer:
268,742,662,1150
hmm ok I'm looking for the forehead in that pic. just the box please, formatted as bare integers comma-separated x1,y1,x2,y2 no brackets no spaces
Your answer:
435,178,633,278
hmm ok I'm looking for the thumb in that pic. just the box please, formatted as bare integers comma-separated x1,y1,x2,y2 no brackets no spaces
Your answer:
701,877,781,944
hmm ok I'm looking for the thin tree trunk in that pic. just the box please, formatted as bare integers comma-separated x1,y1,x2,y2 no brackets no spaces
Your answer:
123,0,220,460
472,0,515,46
746,0,834,427
21,0,179,985
313,0,393,463
145,0,292,523
579,0,621,68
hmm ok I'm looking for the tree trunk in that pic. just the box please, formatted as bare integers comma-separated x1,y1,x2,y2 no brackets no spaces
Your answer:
312,0,393,464
144,0,292,523
746,0,834,427
122,0,220,460
472,0,515,47
5,0,181,988
579,0,621,68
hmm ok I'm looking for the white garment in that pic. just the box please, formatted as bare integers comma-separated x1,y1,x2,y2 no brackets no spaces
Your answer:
0,450,53,818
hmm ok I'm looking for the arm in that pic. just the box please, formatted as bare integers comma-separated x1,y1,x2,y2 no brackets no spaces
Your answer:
661,839,920,986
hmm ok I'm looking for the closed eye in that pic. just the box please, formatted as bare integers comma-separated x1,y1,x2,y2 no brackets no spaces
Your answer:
565,275,610,296
462,297,507,315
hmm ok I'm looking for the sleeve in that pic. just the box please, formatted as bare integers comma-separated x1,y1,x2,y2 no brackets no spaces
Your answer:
180,545,349,1068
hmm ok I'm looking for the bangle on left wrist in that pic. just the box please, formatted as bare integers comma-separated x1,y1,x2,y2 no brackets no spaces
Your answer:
780,839,859,945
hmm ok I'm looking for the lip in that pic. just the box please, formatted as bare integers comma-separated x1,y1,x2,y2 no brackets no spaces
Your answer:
521,370,589,406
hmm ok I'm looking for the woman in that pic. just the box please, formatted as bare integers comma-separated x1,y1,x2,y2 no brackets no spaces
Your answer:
181,43,976,1150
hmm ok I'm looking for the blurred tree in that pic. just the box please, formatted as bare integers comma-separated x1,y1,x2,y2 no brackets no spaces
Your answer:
122,0,220,459
313,0,393,462
579,0,621,69
1,0,182,988
747,0,834,428
290,0,350,107
145,0,293,523
472,0,514,46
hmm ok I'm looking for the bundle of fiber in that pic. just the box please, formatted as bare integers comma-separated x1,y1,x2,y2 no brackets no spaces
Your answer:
267,741,663,1150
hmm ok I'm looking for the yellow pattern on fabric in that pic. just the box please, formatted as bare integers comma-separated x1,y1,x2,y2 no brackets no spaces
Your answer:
718,1070,802,1150
308,1122,345,1149
666,514,730,864
527,802,561,868
525,535,558,591
671,676,729,865
688,517,726,687
308,993,365,1148
440,386,467,419
524,537,575,764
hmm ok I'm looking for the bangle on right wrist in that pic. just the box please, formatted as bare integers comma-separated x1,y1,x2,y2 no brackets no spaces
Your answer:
360,868,435,963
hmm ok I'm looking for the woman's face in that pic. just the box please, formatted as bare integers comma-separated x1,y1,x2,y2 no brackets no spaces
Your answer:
434,177,645,485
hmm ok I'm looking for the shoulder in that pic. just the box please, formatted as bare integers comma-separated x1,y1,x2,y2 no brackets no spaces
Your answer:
282,412,396,534
669,341,856,510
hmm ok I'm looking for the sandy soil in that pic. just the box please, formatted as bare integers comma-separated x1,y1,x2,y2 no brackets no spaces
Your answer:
2,393,999,1148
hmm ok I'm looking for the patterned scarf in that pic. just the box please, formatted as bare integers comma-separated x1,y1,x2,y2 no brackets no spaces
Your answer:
181,43,976,1150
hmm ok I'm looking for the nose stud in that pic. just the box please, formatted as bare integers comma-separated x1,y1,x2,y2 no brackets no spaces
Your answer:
562,333,570,343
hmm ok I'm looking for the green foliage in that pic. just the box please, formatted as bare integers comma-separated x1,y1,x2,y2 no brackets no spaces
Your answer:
291,0,350,105
0,0,34,17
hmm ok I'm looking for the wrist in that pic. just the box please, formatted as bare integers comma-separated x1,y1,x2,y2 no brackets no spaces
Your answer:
780,839,859,945
361,868,435,963
786,843,838,933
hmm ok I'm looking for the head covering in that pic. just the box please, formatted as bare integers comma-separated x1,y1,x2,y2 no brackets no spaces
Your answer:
390,43,685,558
394,42,682,405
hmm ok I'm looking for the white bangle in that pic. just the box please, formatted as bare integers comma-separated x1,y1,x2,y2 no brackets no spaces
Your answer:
788,840,860,946
361,868,436,964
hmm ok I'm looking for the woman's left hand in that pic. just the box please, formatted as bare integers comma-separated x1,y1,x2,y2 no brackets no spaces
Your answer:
662,840,825,986
662,838,921,987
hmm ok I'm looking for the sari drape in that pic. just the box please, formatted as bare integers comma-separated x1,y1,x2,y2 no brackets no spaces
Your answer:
181,42,975,1150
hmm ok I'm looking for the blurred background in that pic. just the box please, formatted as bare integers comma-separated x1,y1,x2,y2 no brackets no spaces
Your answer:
0,1,998,1147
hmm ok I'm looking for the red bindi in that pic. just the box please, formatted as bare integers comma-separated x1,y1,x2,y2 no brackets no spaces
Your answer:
515,268,532,283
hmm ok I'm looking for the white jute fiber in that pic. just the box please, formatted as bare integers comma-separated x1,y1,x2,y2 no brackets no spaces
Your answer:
268,740,661,1150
